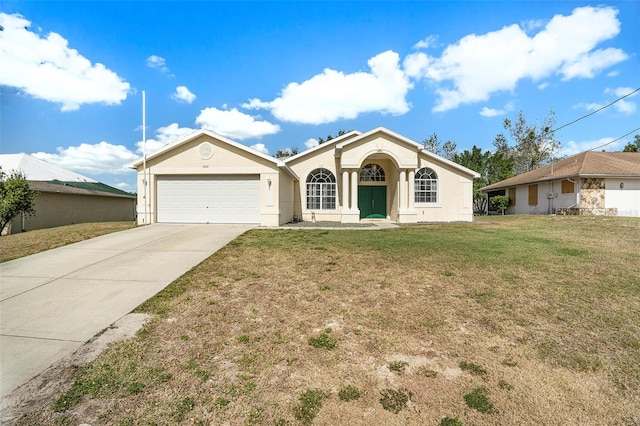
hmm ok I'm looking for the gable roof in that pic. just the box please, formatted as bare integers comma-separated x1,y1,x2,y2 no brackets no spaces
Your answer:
336,127,480,178
129,128,298,179
480,151,640,191
0,154,97,182
284,130,362,163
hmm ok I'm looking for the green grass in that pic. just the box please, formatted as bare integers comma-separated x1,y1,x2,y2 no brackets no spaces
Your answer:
463,386,497,414
308,328,338,349
338,385,362,401
458,361,488,376
17,216,640,425
293,389,329,425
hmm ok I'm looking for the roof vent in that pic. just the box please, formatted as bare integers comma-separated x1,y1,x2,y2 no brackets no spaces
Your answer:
198,142,214,160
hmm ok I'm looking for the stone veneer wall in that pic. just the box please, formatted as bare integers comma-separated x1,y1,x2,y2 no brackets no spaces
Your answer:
580,178,606,209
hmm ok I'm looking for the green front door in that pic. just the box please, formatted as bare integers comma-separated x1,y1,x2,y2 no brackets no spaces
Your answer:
358,186,386,218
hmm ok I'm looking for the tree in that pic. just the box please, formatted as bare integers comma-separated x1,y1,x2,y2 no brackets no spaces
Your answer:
500,110,559,175
622,134,640,152
422,133,457,160
318,129,349,144
452,145,514,215
274,147,299,158
0,168,36,235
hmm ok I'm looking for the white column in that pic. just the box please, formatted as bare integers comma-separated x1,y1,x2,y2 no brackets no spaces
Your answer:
399,169,407,209
408,169,415,210
342,170,350,210
351,170,358,211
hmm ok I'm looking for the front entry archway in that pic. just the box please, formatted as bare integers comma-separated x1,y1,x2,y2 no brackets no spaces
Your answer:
358,186,386,218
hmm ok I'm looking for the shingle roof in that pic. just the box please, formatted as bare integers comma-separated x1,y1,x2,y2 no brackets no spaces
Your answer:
30,181,136,198
480,152,640,192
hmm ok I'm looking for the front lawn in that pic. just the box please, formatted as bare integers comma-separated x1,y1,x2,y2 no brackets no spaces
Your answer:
0,222,136,263
17,216,640,425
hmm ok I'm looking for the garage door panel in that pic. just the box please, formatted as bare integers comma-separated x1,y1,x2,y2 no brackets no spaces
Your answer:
157,176,260,223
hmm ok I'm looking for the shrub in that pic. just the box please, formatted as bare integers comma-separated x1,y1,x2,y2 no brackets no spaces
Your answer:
379,388,412,413
293,389,329,425
338,385,361,401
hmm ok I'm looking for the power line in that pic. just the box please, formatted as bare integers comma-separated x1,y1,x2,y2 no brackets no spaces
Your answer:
552,87,640,133
587,127,640,152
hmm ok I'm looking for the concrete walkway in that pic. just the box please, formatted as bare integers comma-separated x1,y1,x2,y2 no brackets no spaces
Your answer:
0,223,252,398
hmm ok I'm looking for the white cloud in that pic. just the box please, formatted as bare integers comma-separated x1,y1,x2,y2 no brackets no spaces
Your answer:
195,107,280,140
304,138,319,149
114,182,134,191
559,48,628,80
538,82,550,90
575,87,637,116
605,87,638,115
0,13,130,111
33,141,138,175
250,143,269,155
560,137,622,157
243,50,412,124
136,123,196,155
522,19,546,33
146,55,171,74
606,70,619,77
413,35,438,49
479,107,504,117
172,85,196,104
403,52,432,79
405,6,627,112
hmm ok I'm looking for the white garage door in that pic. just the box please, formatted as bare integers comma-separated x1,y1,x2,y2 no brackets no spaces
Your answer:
157,175,260,223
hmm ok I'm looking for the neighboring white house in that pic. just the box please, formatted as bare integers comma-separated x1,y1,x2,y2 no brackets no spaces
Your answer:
0,154,136,234
480,152,640,217
130,127,480,226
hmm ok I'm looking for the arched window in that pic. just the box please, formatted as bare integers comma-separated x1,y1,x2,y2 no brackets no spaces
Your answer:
415,168,437,203
360,163,385,181
306,168,336,210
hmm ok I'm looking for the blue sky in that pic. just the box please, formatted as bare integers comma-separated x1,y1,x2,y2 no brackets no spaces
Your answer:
1,1,638,192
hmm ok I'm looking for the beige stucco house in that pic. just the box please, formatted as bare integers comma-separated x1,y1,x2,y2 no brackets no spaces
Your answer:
130,127,480,226
480,152,640,217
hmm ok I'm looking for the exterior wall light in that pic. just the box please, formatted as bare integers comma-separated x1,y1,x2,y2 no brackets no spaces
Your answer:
620,182,624,189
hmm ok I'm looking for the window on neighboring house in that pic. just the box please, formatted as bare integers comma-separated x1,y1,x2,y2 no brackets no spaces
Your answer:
508,188,516,206
528,184,538,205
306,168,336,210
415,168,438,203
360,163,385,181
561,179,574,194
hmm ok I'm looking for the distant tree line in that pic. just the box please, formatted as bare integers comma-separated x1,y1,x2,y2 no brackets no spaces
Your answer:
428,110,639,214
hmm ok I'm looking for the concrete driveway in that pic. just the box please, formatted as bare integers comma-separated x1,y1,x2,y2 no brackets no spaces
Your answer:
0,223,252,398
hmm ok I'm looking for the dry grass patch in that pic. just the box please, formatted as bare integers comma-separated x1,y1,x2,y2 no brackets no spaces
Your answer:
0,221,136,262
16,216,640,425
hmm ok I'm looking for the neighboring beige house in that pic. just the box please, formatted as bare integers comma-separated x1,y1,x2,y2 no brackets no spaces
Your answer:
130,127,480,226
480,152,640,217
0,154,136,234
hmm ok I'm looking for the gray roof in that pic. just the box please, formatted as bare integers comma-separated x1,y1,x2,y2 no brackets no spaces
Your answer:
0,154,97,182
